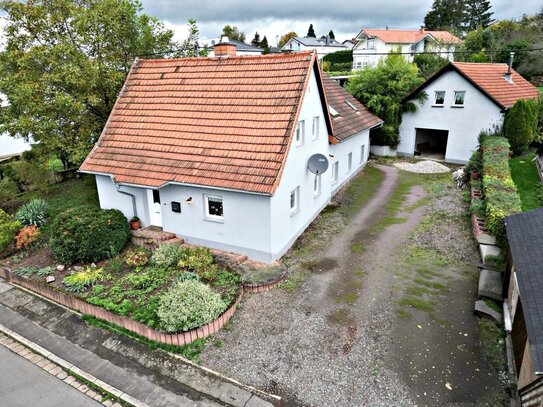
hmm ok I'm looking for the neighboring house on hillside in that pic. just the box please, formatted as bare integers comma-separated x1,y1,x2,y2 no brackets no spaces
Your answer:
204,38,263,56
342,39,357,49
281,36,347,59
80,48,381,263
398,62,540,164
505,208,543,405
352,28,461,69
0,133,32,162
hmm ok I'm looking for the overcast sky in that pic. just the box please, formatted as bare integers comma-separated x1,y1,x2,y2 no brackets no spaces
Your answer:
140,0,542,46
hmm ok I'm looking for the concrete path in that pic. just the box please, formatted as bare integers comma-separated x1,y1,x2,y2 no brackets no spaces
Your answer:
0,278,274,407
0,344,101,407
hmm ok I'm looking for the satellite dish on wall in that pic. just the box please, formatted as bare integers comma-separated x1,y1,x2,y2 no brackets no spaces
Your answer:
307,153,329,174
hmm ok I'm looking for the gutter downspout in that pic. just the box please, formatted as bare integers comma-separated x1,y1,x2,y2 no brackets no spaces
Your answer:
116,184,137,218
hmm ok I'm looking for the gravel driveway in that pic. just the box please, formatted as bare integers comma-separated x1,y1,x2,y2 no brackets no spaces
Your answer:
200,163,504,406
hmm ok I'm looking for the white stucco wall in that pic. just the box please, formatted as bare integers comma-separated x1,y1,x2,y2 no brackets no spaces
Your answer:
399,70,504,164
0,134,32,158
330,130,370,195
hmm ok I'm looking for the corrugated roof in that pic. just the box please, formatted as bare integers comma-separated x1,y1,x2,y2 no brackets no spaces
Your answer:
80,52,323,194
452,62,540,109
403,62,540,109
506,208,543,374
322,75,383,141
362,29,461,44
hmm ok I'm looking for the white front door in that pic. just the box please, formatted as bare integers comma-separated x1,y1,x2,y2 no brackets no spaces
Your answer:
147,189,162,227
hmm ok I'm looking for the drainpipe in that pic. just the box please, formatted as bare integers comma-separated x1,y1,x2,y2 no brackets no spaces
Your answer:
116,184,137,218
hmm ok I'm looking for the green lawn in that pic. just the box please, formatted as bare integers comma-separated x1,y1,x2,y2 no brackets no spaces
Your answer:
538,86,543,93
510,153,542,211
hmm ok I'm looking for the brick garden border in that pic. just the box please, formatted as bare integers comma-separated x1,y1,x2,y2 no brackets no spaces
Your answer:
0,267,242,347
242,271,288,293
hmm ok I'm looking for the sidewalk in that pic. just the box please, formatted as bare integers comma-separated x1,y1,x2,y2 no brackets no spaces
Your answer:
0,278,274,407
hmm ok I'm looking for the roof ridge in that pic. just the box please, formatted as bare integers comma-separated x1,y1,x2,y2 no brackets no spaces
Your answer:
141,51,314,64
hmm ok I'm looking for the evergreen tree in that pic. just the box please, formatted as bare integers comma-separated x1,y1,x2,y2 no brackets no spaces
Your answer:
221,25,246,42
260,36,270,54
251,32,261,47
424,0,464,32
464,0,494,31
307,24,316,38
504,99,538,155
329,30,335,40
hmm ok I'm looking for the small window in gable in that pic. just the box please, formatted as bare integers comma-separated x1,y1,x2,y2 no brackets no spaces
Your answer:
296,120,305,146
312,116,319,140
434,91,445,105
205,195,223,219
290,187,300,215
360,145,366,164
332,161,339,184
347,152,353,173
453,91,466,106
367,38,374,49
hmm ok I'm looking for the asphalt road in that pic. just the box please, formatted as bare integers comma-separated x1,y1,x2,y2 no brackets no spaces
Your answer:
0,345,101,407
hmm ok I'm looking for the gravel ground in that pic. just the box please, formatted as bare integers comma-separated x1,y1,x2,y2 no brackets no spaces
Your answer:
393,160,451,174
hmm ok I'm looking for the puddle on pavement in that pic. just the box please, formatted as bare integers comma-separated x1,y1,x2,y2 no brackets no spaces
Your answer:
306,257,338,273
326,308,355,326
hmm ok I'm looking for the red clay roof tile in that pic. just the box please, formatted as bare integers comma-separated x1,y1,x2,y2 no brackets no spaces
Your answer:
80,52,322,194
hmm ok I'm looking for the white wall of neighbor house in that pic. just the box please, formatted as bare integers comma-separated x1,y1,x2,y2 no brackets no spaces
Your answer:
269,69,332,260
94,175,150,226
0,133,33,158
330,129,370,195
158,184,273,262
398,70,504,164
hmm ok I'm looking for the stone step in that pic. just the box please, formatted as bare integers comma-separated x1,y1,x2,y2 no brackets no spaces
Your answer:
159,237,185,246
479,244,501,262
478,269,503,301
477,233,496,246
474,300,502,323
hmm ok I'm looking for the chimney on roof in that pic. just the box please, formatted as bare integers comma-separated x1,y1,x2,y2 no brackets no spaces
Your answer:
504,52,515,83
385,26,389,30
214,36,237,58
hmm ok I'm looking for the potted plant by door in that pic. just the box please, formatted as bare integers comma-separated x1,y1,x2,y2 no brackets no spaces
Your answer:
129,216,141,230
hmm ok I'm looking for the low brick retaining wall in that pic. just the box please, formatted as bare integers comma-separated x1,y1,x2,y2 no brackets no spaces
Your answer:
0,267,242,347
243,272,288,293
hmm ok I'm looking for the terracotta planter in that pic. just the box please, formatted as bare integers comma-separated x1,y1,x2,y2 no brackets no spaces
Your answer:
129,220,141,230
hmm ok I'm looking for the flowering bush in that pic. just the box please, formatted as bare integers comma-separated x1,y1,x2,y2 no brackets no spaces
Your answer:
157,280,226,332
15,225,40,249
124,247,150,268
151,243,183,268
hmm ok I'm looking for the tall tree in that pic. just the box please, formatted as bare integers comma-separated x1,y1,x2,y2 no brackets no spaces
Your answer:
464,0,494,31
251,32,261,47
278,31,298,47
328,30,335,40
307,24,316,38
424,0,464,33
260,36,270,54
177,18,206,57
221,25,246,42
0,0,176,168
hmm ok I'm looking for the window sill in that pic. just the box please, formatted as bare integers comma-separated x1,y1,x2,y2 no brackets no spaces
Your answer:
451,105,464,108
313,192,322,199
290,208,300,217
203,216,224,224
431,105,444,108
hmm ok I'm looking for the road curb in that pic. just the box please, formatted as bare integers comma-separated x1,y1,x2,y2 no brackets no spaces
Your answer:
0,323,149,407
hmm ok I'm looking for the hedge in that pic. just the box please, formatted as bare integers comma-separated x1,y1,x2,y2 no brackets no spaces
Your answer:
322,49,352,65
50,206,130,264
481,137,522,241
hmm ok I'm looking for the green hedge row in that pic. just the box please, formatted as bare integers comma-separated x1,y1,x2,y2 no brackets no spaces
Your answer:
322,49,352,64
481,137,522,241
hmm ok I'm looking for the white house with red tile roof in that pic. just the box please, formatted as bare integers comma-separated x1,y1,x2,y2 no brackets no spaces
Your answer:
398,62,540,164
0,133,33,161
80,47,381,262
352,28,461,69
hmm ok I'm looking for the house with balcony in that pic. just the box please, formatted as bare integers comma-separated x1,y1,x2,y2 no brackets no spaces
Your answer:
352,28,461,69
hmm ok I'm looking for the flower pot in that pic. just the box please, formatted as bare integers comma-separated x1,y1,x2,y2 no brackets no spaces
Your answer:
130,220,141,230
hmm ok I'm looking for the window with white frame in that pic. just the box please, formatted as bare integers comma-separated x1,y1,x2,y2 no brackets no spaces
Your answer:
296,120,305,146
367,38,374,49
360,144,366,164
312,116,319,140
290,187,300,215
332,161,339,184
453,91,466,106
205,195,223,219
434,91,445,105
313,175,321,197
347,152,352,173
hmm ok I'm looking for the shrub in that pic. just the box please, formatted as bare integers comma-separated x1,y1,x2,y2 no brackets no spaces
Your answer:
481,136,522,240
124,247,150,268
177,246,216,280
15,225,41,249
504,99,539,155
175,271,201,283
50,206,129,264
151,243,183,268
16,198,48,227
0,178,19,202
157,280,226,332
0,209,22,254
63,267,105,292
